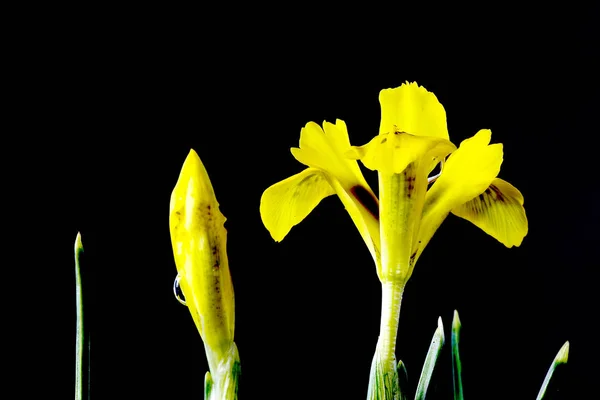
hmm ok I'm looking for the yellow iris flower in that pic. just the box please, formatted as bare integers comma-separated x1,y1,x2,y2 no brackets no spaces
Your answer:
170,149,240,400
261,81,528,399
260,82,528,285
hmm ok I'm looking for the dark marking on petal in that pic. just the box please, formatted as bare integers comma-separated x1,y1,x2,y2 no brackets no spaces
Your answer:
410,251,417,265
381,138,387,144
405,171,416,198
488,184,505,202
293,173,322,198
350,185,379,220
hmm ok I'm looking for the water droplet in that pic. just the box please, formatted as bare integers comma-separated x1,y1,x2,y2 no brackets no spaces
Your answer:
173,274,187,306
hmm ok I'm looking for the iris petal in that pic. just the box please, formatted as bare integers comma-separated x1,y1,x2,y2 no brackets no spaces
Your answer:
452,178,528,247
268,119,382,264
260,167,335,242
347,131,455,174
416,129,504,262
379,82,449,140
292,119,365,186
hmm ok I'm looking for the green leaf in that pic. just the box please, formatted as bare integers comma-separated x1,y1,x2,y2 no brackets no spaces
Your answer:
398,360,409,400
74,232,85,400
451,310,464,400
414,317,445,400
204,371,213,400
536,341,569,400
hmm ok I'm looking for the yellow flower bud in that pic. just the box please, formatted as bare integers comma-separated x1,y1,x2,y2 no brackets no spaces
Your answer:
169,149,235,363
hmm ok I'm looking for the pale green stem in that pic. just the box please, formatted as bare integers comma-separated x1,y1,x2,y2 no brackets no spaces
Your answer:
366,281,406,399
205,342,240,400
74,233,84,400
378,281,405,370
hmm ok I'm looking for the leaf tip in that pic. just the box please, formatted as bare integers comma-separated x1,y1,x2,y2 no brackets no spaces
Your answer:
437,316,445,343
556,341,569,364
452,310,461,331
75,232,84,253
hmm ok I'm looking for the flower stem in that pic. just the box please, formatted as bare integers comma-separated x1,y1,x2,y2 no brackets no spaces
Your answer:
378,281,405,369
367,281,405,399
74,233,84,400
205,342,240,400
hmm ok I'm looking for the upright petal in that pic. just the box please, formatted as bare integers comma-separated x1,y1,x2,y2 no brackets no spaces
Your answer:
292,119,366,187
416,129,504,263
379,82,449,140
451,178,528,247
260,167,335,242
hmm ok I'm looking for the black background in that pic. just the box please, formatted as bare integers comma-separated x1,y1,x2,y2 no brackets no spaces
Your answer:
22,6,598,400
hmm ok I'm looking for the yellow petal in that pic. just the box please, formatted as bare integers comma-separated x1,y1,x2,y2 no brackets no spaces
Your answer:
416,129,504,262
260,167,335,242
428,129,503,206
379,81,449,140
291,119,366,187
169,149,234,358
451,178,528,247
347,131,455,174
284,119,381,265
329,176,381,270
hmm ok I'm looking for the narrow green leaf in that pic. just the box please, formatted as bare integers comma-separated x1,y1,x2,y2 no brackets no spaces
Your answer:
74,232,84,400
231,359,241,400
536,341,569,400
398,360,409,400
414,317,445,400
204,371,213,400
451,310,464,400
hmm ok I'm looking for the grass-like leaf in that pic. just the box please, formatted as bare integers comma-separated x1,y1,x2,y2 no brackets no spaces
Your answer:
414,317,445,400
205,371,213,399
452,310,464,400
397,360,408,400
536,341,569,400
74,232,84,400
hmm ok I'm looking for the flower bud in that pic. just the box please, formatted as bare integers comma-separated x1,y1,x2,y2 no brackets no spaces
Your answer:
169,149,235,362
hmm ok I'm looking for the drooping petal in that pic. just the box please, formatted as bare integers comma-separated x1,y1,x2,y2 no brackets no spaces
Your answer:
260,167,335,242
169,149,235,360
329,177,381,269
416,129,504,263
451,178,528,247
379,82,449,140
286,119,381,265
